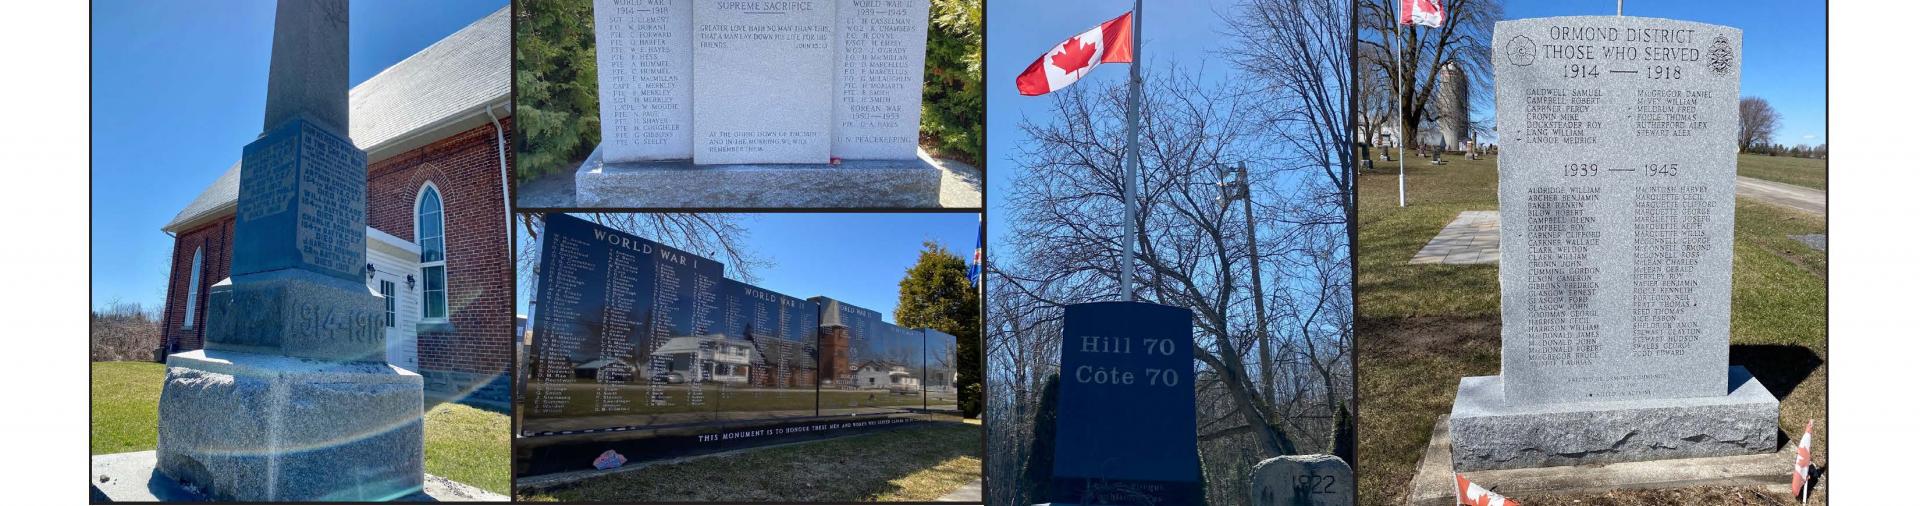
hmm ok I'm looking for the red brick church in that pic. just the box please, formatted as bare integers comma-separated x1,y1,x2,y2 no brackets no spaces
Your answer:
158,7,512,408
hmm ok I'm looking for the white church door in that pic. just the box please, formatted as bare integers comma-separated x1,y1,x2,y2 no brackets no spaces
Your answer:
367,228,422,372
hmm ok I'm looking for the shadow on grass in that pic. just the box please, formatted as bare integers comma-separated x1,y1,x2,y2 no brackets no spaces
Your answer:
524,421,981,503
1731,344,1823,402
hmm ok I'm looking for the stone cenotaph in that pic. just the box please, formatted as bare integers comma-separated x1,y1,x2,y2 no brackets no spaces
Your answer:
153,0,426,500
1446,16,1778,471
574,0,944,208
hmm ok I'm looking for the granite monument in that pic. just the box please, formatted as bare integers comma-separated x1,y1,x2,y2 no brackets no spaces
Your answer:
575,0,945,207
1249,454,1353,506
1447,16,1777,471
153,0,426,500
1051,301,1201,505
519,213,954,437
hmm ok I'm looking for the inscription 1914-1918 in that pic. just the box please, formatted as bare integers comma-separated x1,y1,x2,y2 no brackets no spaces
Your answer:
1495,16,1740,404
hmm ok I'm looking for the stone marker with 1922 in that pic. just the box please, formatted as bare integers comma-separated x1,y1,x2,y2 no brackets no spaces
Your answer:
1050,301,1201,505
1446,16,1777,472
150,0,426,500
1249,454,1353,506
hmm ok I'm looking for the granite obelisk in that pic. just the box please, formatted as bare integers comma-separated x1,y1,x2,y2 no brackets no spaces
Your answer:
154,0,427,500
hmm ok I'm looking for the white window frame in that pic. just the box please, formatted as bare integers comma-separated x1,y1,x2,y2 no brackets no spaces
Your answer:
379,279,397,328
415,182,449,322
183,246,204,329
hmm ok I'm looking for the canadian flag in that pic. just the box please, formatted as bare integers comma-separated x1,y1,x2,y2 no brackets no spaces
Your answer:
1015,12,1135,96
1400,0,1445,28
1455,474,1518,506
1790,419,1815,501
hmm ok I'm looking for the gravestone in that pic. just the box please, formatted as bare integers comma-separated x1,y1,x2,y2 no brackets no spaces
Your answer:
1249,455,1353,506
573,0,944,207
594,0,693,162
1051,301,1201,505
154,0,425,500
1447,16,1776,472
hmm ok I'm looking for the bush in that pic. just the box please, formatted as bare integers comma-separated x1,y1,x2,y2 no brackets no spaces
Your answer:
513,0,599,182
91,302,163,362
923,0,984,166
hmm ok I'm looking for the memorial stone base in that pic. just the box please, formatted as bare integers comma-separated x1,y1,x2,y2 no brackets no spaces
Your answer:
574,146,944,208
156,349,425,501
1447,366,1778,472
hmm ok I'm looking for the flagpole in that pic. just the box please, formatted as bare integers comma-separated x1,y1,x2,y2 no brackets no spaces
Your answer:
1396,12,1407,207
1121,0,1143,301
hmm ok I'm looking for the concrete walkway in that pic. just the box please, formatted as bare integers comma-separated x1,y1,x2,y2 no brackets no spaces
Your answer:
937,480,983,502
1736,176,1826,217
1409,211,1500,265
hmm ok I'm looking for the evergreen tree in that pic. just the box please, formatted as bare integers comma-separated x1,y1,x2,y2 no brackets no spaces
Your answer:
1329,400,1357,465
514,0,600,182
922,0,984,165
894,241,983,417
1021,373,1062,505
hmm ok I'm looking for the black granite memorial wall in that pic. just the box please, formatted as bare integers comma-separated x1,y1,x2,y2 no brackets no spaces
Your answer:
520,214,959,447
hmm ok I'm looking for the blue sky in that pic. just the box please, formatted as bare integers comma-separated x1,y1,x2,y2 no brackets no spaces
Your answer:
515,213,982,325
985,0,1253,248
1502,0,1827,146
90,0,507,310
987,0,1827,248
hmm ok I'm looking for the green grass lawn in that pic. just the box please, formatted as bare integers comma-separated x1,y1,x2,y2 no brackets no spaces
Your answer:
521,420,982,502
88,361,511,495
1355,156,1827,505
1736,153,1827,190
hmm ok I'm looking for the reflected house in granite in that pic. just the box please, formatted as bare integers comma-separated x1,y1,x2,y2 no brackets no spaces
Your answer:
924,365,956,394
854,361,920,393
574,358,634,382
157,8,513,407
652,334,755,384
744,332,817,389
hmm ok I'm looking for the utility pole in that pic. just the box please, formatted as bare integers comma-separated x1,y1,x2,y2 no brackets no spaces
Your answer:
1219,163,1273,405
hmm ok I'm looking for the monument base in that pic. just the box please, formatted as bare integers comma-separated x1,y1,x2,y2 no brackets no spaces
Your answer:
157,349,425,501
90,451,506,502
1448,366,1778,471
1406,416,1794,506
575,145,944,208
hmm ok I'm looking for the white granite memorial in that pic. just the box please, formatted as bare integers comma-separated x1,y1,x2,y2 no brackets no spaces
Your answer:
1447,16,1778,472
576,0,944,207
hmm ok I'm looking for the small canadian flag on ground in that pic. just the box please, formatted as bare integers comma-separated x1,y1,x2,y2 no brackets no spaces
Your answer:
1014,12,1135,96
1455,474,1518,506
1791,419,1816,501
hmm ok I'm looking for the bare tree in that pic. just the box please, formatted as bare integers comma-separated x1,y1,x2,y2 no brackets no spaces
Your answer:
1354,44,1395,164
1221,0,1359,444
92,299,165,362
1739,96,1782,153
1357,0,1500,151
515,213,767,293
993,64,1352,504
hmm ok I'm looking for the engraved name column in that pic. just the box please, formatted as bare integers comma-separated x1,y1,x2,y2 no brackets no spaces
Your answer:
832,0,929,159
596,0,693,161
